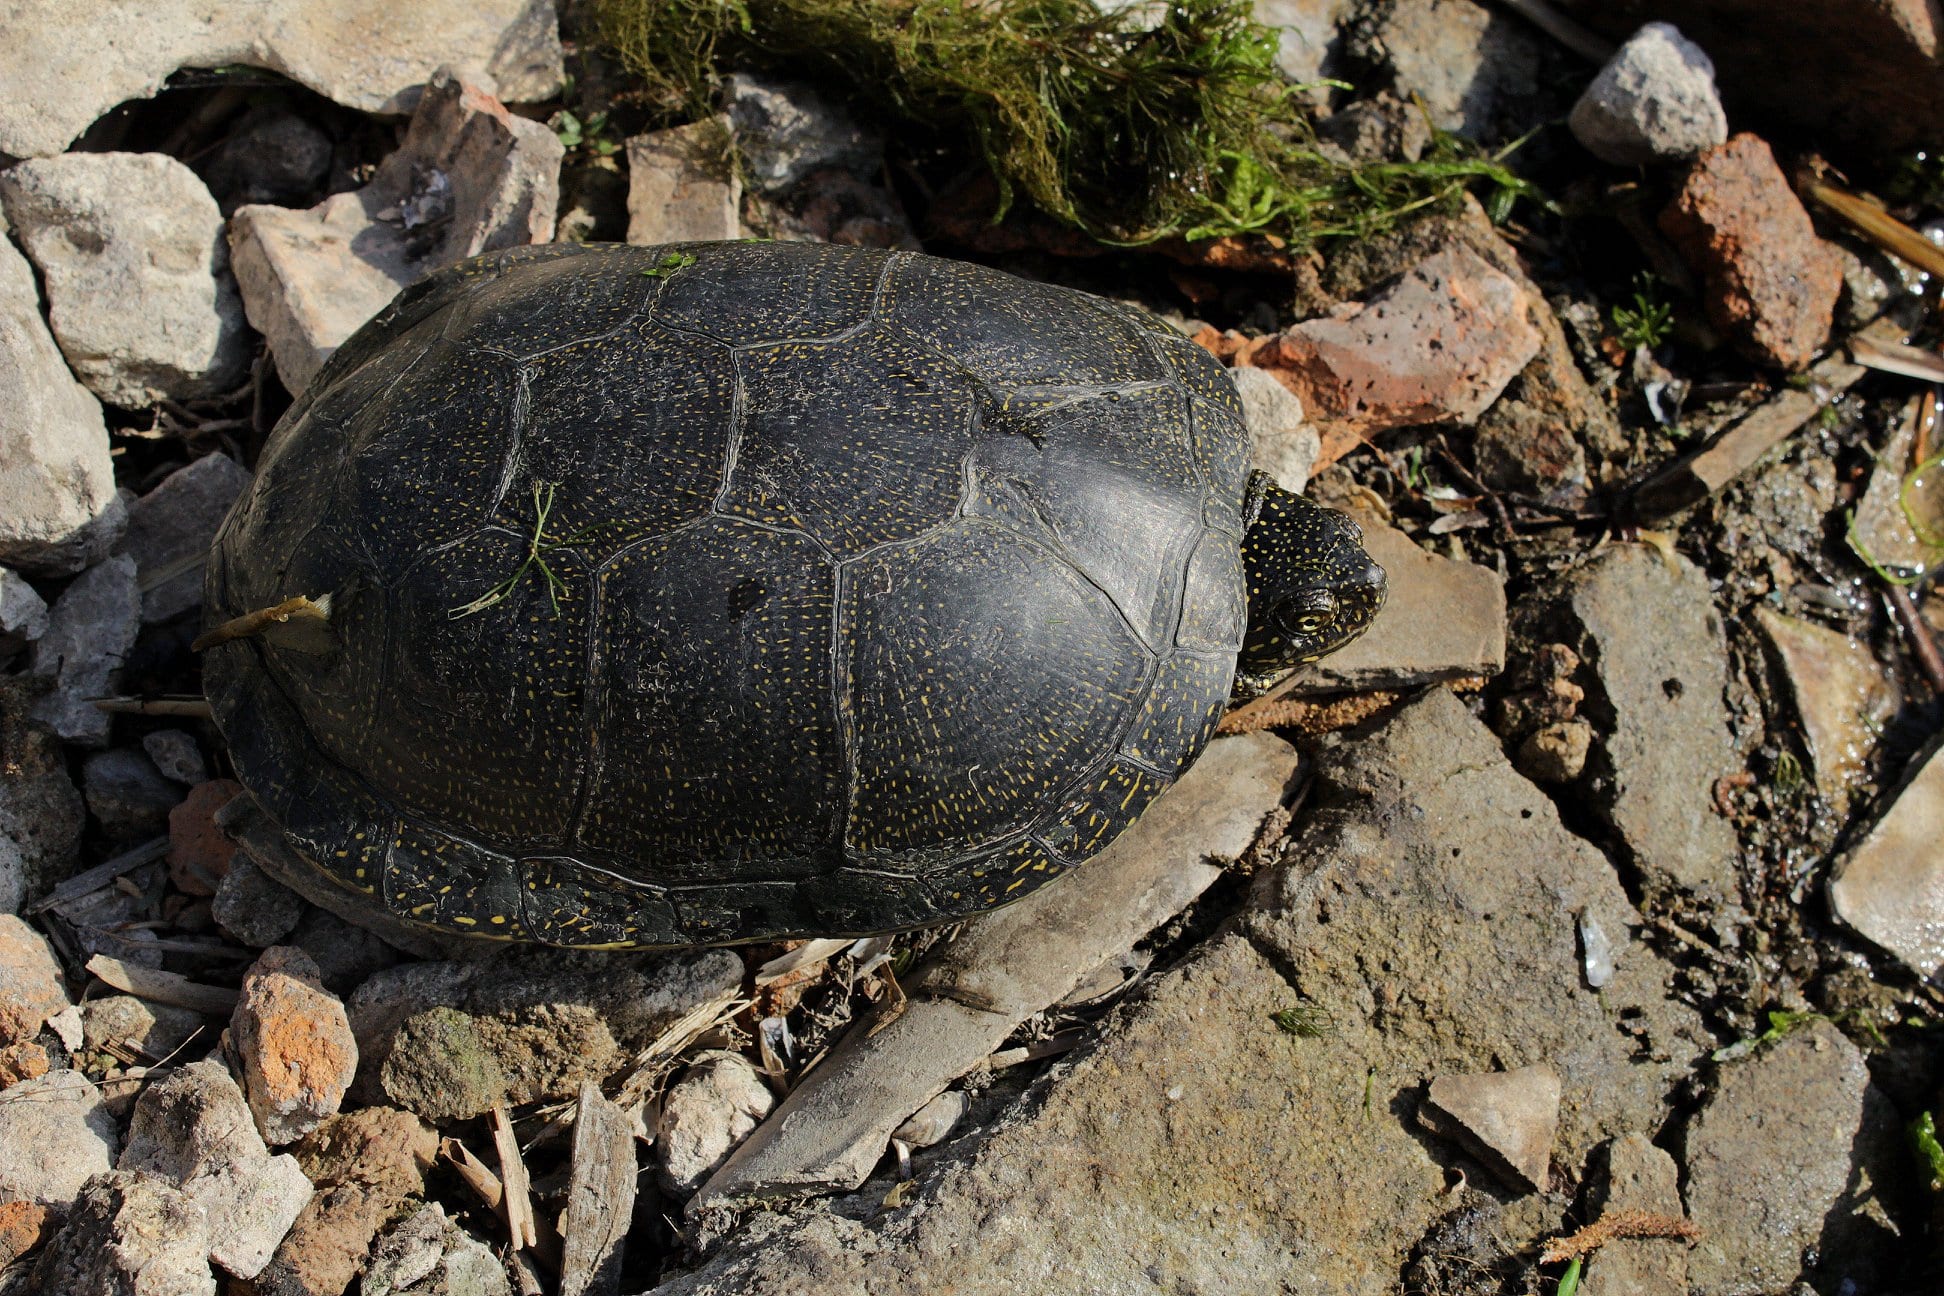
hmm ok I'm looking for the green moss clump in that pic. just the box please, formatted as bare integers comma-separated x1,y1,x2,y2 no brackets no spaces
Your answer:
590,0,1535,248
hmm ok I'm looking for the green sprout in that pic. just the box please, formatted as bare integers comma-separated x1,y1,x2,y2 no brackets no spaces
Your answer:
1271,1003,1335,1037
449,482,596,618
1555,1257,1583,1296
1913,1110,1944,1191
1710,1009,1827,1063
640,250,700,278
550,108,623,158
1844,451,1944,586
1771,750,1803,794
1610,274,1675,350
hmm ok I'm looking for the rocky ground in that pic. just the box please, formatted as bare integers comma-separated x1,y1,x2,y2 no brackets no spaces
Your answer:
3,1,1944,1294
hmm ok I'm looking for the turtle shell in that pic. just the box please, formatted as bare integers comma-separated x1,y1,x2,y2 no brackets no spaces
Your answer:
203,241,1251,947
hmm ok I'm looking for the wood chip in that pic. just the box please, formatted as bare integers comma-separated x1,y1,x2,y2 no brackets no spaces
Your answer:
1850,333,1944,383
441,1137,503,1210
490,1105,539,1251
754,938,851,986
84,954,235,1015
558,1083,637,1296
30,838,169,914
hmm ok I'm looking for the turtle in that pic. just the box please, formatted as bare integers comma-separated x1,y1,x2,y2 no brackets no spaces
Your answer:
200,240,1385,949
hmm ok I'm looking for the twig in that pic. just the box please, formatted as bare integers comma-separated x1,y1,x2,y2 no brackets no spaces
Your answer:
1805,181,1944,280
88,696,213,717
1435,442,1515,543
441,1137,504,1210
30,837,169,914
1886,584,1944,694
84,954,237,1015
490,1106,540,1252
1540,1208,1700,1264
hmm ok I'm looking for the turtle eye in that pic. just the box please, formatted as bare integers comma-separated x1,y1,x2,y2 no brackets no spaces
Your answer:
1274,588,1337,639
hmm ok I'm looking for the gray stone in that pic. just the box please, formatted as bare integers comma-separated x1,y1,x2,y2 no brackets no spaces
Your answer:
664,697,1701,1295
1234,366,1319,494
143,729,209,786
1755,608,1897,805
119,1058,314,1278
377,1006,510,1124
0,678,86,914
892,1090,967,1149
1254,0,1353,88
211,855,306,948
0,569,49,659
1373,0,1545,140
230,69,563,394
1850,398,1944,583
1280,516,1505,695
1569,23,1728,165
627,117,743,245
0,912,72,1045
31,1170,214,1296
29,554,140,746
692,732,1295,1210
200,106,335,214
364,1202,511,1296
0,1070,119,1207
1419,1065,1561,1194
1582,1133,1685,1296
0,221,119,578
657,1052,777,1196
1829,730,1944,976
81,995,210,1064
115,452,251,623
82,748,180,843
724,74,883,195
285,907,402,994
0,152,249,408
0,0,563,157
1683,1019,1903,1295
349,946,744,1108
1559,546,1741,903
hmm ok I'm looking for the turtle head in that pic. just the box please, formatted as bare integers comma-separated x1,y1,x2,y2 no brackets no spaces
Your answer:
1235,473,1386,697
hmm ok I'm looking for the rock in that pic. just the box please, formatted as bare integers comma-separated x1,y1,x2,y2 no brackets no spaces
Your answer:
1754,609,1898,803
1252,0,1353,87
0,569,49,660
232,945,357,1145
0,225,120,579
626,117,742,245
0,153,249,408
0,1070,119,1206
28,554,140,746
1243,246,1543,448
29,1170,213,1296
0,1039,51,1087
1516,719,1594,784
1829,731,1944,976
283,907,401,995
1470,318,1597,494
1683,1019,1903,1294
348,947,742,1108
691,732,1295,1210
376,1006,510,1124
1850,401,1944,582
724,74,882,194
363,1203,510,1296
1582,1134,1686,1296
167,778,244,896
143,729,209,786
113,452,252,623
81,995,209,1064
1418,1066,1562,1194
198,107,335,214
0,1200,50,1270
667,695,1703,1294
1551,0,1944,159
230,69,563,395
119,1058,314,1279
1315,93,1432,164
0,913,71,1046
1279,516,1505,695
892,1091,967,1149
1369,0,1547,140
657,1052,777,1196
211,855,307,948
1553,545,1741,904
1660,134,1844,372
0,678,85,913
0,0,563,157
1569,23,1727,165
258,1107,437,1296
1234,365,1319,494
82,748,179,843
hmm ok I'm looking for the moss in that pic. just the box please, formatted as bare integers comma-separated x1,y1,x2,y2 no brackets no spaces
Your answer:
378,1007,510,1125
590,0,1537,248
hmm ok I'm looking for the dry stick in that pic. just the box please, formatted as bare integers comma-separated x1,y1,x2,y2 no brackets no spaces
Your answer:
89,695,214,718
85,954,238,1015
29,837,169,914
1806,181,1944,280
440,1137,504,1210
1540,1209,1700,1264
1887,584,1944,695
490,1106,540,1252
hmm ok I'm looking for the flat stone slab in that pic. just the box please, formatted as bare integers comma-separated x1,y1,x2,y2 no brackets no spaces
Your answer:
1754,608,1897,803
0,0,563,158
1419,1065,1561,1194
627,118,743,245
1829,730,1944,975
1276,515,1505,695
689,731,1298,1210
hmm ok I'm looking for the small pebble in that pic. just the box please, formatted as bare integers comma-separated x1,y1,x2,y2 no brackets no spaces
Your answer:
142,729,208,785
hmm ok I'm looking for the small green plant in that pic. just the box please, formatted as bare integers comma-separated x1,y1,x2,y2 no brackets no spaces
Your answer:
1913,1110,1944,1191
450,482,596,618
1271,1003,1335,1037
1710,1009,1826,1063
1555,1257,1583,1296
640,250,700,278
1771,750,1804,794
1610,274,1675,350
550,108,623,158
